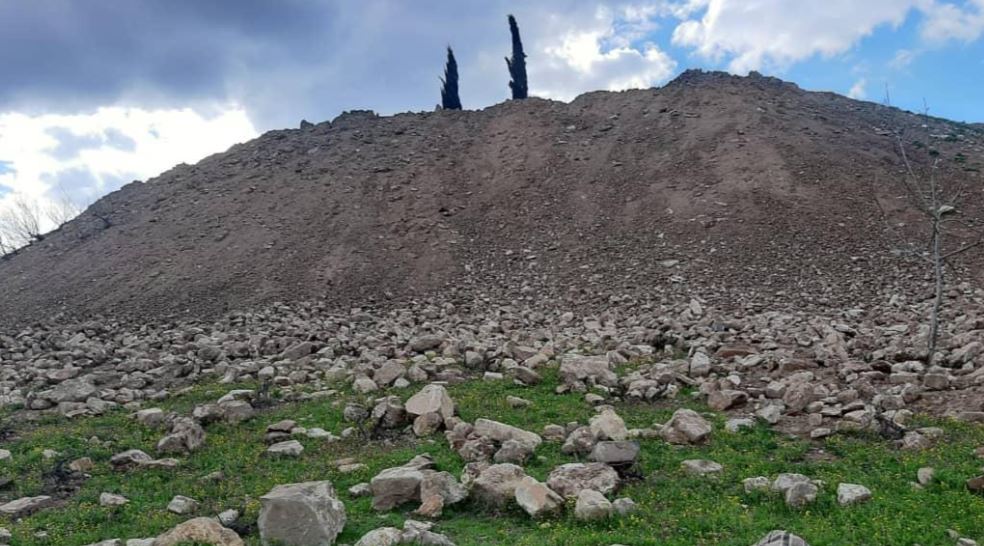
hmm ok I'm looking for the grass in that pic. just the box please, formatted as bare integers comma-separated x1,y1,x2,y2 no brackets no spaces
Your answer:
1,368,983,546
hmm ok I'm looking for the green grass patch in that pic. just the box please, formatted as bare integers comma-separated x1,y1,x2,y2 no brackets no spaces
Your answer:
1,368,982,546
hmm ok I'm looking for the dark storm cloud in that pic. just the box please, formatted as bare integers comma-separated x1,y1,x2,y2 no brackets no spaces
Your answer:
0,0,341,122
0,0,584,130
45,127,136,160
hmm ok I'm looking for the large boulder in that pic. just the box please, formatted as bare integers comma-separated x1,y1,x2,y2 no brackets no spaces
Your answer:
258,481,346,546
152,517,243,546
659,409,712,445
470,463,527,507
546,463,619,498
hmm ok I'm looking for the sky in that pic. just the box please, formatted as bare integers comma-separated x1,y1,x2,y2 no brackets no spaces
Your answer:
0,0,982,235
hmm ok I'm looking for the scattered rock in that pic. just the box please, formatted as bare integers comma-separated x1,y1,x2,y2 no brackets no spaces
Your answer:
753,530,810,546
574,489,612,521
589,408,628,441
156,417,206,454
681,459,723,475
560,355,617,388
166,495,199,515
152,517,243,546
612,497,637,516
369,455,435,511
588,441,639,467
784,482,818,508
660,409,712,445
0,496,51,517
836,483,872,505
267,440,304,457
743,476,771,493
473,418,542,449
707,389,749,411
258,481,346,546
514,476,563,518
99,492,129,507
471,463,527,507
546,462,619,498
916,467,935,486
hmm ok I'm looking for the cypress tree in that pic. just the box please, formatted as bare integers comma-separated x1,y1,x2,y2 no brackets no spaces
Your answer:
505,14,528,99
440,46,462,110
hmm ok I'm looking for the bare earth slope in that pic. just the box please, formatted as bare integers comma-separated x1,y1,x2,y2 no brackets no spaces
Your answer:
1,70,982,324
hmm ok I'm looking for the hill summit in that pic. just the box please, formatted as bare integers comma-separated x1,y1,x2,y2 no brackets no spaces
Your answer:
1,70,982,323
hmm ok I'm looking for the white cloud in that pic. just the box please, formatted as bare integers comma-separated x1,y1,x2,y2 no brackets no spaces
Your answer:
0,105,256,234
890,48,919,69
848,78,868,99
921,0,984,42
530,6,677,101
671,0,923,72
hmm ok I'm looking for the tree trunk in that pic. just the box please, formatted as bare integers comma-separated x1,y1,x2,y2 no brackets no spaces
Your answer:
928,217,943,365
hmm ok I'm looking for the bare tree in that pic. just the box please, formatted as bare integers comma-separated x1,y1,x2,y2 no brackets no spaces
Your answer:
0,228,10,257
876,123,984,365
44,192,84,227
3,194,45,243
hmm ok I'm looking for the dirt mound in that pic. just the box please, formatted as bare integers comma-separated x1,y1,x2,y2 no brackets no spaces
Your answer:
1,70,982,324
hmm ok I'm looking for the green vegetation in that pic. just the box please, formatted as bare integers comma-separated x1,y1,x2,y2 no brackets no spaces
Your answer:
1,368,982,546
440,46,462,111
505,14,528,100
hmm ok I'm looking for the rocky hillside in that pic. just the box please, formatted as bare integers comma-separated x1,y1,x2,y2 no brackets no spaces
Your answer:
0,70,982,324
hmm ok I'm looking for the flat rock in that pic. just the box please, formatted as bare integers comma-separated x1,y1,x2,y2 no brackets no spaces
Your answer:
267,440,304,457
546,462,619,498
0,495,51,517
99,492,129,506
152,517,243,546
473,418,542,449
588,441,639,466
681,459,723,475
